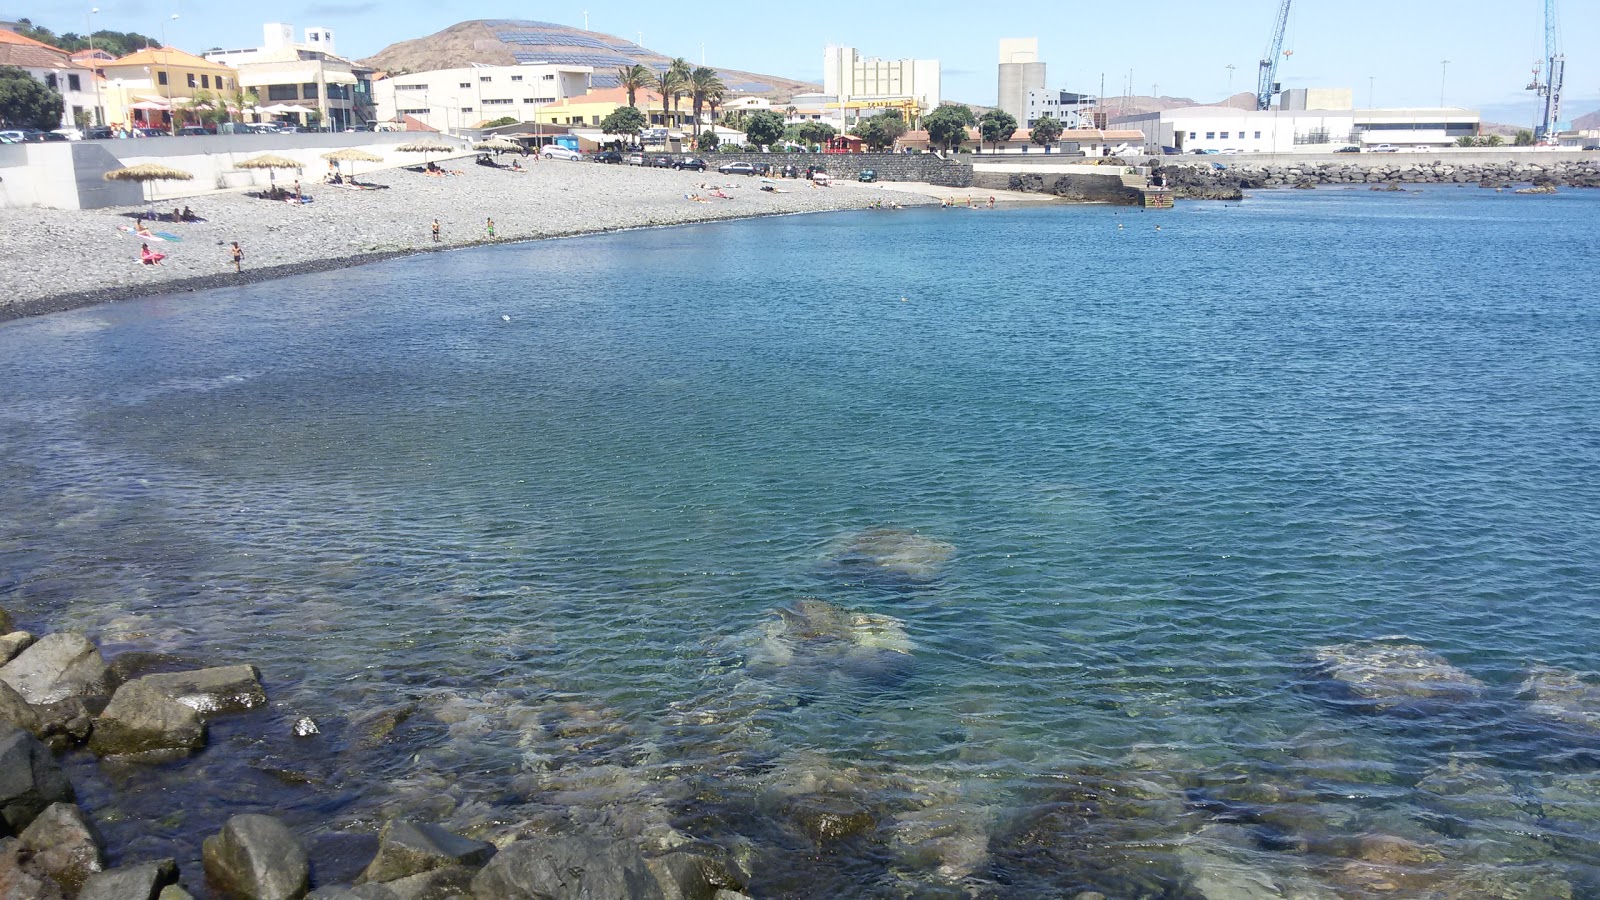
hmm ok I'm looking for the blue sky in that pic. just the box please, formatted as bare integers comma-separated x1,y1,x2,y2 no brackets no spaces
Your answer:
33,0,1598,125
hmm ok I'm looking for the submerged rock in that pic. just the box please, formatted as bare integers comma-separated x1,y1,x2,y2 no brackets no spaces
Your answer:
1306,643,1485,712
138,665,267,715
645,849,747,900
0,725,74,833
469,836,664,899
748,599,914,685
19,802,104,893
782,793,878,844
357,820,495,884
0,633,115,706
887,803,994,884
1519,666,1600,732
827,527,955,583
202,814,310,900
89,680,206,757
1415,756,1536,823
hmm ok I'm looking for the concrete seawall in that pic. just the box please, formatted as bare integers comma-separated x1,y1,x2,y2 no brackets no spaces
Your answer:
1151,157,1600,198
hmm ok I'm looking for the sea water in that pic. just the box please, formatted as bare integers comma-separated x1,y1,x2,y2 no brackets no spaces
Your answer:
2,188,1599,896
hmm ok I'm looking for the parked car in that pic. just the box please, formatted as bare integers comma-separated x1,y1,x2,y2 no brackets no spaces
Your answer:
51,128,83,141
1159,146,1181,155
84,125,114,140
1334,145,1361,153
1370,144,1399,153
624,152,645,166
672,156,707,171
647,155,674,168
26,130,67,142
1,129,40,143
781,164,800,178
541,146,582,161
1190,148,1218,155
135,127,168,137
176,125,213,136
857,169,877,182
1584,144,1600,151
718,161,757,176
593,150,623,164
1218,148,1239,155
753,162,772,176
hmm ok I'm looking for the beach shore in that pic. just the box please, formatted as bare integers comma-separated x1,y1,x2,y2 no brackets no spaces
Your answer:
1,158,936,323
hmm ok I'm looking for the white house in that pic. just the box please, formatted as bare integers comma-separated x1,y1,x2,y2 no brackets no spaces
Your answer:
0,28,102,128
1112,105,1480,153
372,63,593,133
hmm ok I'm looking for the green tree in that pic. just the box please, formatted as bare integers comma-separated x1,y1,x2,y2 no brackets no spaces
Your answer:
1483,134,1506,147
615,64,652,109
705,87,725,125
1030,115,1063,150
668,57,691,127
1455,135,1475,147
653,67,684,127
687,66,725,139
1513,129,1535,146
12,20,157,58
697,129,720,151
600,105,647,145
0,66,63,131
978,109,1018,152
484,116,518,127
743,109,785,148
924,104,975,154
852,109,907,151
796,120,836,149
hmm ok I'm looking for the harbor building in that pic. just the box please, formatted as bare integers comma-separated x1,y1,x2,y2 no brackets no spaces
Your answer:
823,44,940,128
207,25,372,131
1113,90,1480,153
1023,89,1095,129
371,63,593,133
997,39,1046,123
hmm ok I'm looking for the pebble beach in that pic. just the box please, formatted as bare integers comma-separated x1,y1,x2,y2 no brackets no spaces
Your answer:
1,156,937,322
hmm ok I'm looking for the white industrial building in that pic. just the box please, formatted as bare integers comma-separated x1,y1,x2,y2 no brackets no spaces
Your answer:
372,63,593,133
206,24,371,131
1023,90,1095,129
1112,97,1480,154
997,38,1045,123
823,44,940,127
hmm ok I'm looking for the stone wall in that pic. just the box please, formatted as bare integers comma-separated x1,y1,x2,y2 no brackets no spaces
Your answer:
1152,158,1600,198
707,152,972,187
971,171,1141,205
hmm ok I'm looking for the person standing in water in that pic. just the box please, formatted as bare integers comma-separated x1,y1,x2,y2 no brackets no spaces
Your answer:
230,241,243,273
432,219,441,242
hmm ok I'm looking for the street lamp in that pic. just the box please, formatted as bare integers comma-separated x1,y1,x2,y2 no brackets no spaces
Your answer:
1225,64,1235,96
87,7,102,127
159,13,178,134
1439,59,1450,108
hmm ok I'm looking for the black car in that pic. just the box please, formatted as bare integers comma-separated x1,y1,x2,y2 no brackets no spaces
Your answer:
1333,145,1361,153
85,126,114,140
27,131,68,142
177,125,213,136
647,155,674,168
593,150,623,164
672,157,707,171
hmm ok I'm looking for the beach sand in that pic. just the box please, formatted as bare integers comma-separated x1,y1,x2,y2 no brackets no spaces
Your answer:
2,158,935,322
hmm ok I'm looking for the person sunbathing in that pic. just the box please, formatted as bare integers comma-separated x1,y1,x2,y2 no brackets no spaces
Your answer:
140,243,166,266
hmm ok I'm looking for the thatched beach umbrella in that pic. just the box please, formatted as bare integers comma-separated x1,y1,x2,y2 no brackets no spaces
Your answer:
396,138,456,165
237,154,302,188
103,162,194,205
473,138,519,154
321,147,384,180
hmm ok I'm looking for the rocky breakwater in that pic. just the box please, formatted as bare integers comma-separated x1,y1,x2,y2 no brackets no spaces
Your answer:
1153,157,1600,198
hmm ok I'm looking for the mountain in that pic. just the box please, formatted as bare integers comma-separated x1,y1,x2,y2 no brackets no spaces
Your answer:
1092,92,1258,116
1575,109,1600,131
360,20,819,99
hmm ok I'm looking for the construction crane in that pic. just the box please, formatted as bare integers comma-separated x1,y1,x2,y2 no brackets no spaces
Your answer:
1526,0,1564,140
1256,0,1293,110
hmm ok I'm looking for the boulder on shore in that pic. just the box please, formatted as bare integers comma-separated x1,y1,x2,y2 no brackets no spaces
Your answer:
0,632,32,666
138,665,266,716
0,632,115,706
0,725,74,833
470,836,665,900
202,814,310,900
77,858,179,900
1306,643,1485,712
19,801,104,893
0,679,38,733
356,820,494,885
89,680,206,757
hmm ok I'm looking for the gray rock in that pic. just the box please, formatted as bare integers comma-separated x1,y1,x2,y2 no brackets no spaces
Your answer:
1308,643,1485,711
0,836,66,900
0,679,38,733
829,527,955,581
0,725,74,833
159,887,197,900
711,893,752,900
0,632,33,666
383,865,476,900
202,814,310,900
1520,666,1600,731
31,697,96,752
0,633,115,705
646,850,746,900
0,609,10,635
77,858,179,900
782,793,878,844
357,821,494,884
139,665,267,716
307,886,400,900
89,680,206,757
19,802,103,893
748,598,914,684
470,836,664,900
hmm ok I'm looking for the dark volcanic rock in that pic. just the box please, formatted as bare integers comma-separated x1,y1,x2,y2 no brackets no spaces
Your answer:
19,801,104,893
89,680,206,757
78,858,179,900
0,680,38,734
782,793,878,844
357,820,494,884
307,886,399,900
0,725,74,833
30,697,97,752
202,814,311,900
645,849,747,900
0,633,115,705
470,836,665,900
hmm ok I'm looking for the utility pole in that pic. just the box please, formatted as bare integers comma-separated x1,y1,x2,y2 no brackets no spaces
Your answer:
582,10,588,30
1439,59,1450,107
87,6,102,126
1368,75,1374,108
1225,64,1235,97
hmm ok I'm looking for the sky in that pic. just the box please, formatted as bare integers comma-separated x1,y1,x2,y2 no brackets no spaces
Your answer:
18,0,1598,125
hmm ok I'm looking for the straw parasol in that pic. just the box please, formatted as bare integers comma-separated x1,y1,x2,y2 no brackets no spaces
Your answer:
321,147,384,180
396,139,456,165
237,154,302,186
103,162,194,205
473,138,519,154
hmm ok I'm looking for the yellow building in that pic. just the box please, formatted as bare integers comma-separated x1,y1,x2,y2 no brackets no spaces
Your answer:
100,47,240,131
528,87,689,129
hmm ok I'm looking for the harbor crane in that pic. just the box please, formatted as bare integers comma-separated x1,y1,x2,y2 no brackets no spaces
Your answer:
1526,0,1564,140
1256,0,1293,110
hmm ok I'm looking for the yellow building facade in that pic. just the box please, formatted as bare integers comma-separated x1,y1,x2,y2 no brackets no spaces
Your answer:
100,47,240,131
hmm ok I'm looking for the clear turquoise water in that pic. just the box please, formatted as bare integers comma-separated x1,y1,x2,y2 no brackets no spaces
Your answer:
3,188,1600,896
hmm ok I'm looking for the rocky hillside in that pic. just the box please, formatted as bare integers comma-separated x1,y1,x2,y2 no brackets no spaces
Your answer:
1574,109,1600,131
360,20,819,99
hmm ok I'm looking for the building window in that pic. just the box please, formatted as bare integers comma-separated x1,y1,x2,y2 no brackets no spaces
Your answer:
482,98,513,105
511,75,523,82
395,84,427,90
460,82,471,88
399,108,429,115
68,74,81,91
302,83,319,99
479,76,492,83
157,71,169,86
1189,131,1197,139
1220,131,1229,139
461,106,473,112
1205,131,1214,140
267,84,297,101
543,74,554,80
187,73,196,88
1254,131,1261,139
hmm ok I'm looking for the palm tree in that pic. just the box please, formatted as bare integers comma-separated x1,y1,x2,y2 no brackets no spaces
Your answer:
706,88,725,131
653,67,685,127
687,66,725,139
616,64,652,109
667,58,692,127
